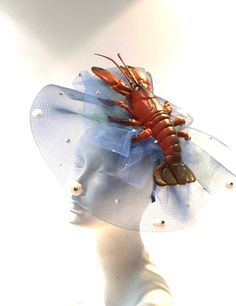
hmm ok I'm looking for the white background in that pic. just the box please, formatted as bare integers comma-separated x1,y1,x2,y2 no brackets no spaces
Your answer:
0,1,236,305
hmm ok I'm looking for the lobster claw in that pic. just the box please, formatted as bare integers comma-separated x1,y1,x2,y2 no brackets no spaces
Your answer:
91,67,131,95
91,67,119,85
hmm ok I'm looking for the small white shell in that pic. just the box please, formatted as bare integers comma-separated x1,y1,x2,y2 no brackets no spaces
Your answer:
226,182,234,189
69,181,83,196
153,220,166,229
32,108,43,118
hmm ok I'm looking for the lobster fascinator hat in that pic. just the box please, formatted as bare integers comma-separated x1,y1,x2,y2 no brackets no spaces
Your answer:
30,65,236,231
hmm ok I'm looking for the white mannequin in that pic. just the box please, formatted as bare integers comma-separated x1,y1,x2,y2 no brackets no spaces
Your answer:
69,137,173,306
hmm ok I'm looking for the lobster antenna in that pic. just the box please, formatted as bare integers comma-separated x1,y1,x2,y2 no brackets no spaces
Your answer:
94,53,132,86
117,53,139,85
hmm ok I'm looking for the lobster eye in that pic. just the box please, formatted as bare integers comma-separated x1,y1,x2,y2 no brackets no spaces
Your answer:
132,83,140,91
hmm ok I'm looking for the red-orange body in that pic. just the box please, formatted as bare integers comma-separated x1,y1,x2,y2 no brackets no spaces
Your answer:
92,54,196,186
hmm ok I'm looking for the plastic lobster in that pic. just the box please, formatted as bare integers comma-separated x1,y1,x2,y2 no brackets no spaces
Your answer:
91,53,196,186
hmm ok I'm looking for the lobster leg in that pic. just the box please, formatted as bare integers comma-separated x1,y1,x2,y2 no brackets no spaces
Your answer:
108,116,142,126
177,130,191,140
173,117,185,127
132,128,152,143
116,100,137,118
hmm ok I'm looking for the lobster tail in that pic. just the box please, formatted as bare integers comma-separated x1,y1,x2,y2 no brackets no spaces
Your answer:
153,163,196,186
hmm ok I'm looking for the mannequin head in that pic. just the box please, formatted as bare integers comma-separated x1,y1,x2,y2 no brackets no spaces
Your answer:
70,135,154,230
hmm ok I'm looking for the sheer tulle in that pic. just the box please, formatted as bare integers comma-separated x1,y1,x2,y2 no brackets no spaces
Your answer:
30,68,235,231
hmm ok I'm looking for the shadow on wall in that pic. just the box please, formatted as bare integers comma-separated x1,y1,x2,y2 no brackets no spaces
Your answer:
1,0,135,56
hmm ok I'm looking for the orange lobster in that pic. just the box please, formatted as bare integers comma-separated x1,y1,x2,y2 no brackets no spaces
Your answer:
91,53,196,186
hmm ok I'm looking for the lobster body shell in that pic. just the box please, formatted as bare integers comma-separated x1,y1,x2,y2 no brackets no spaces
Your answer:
91,63,196,186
